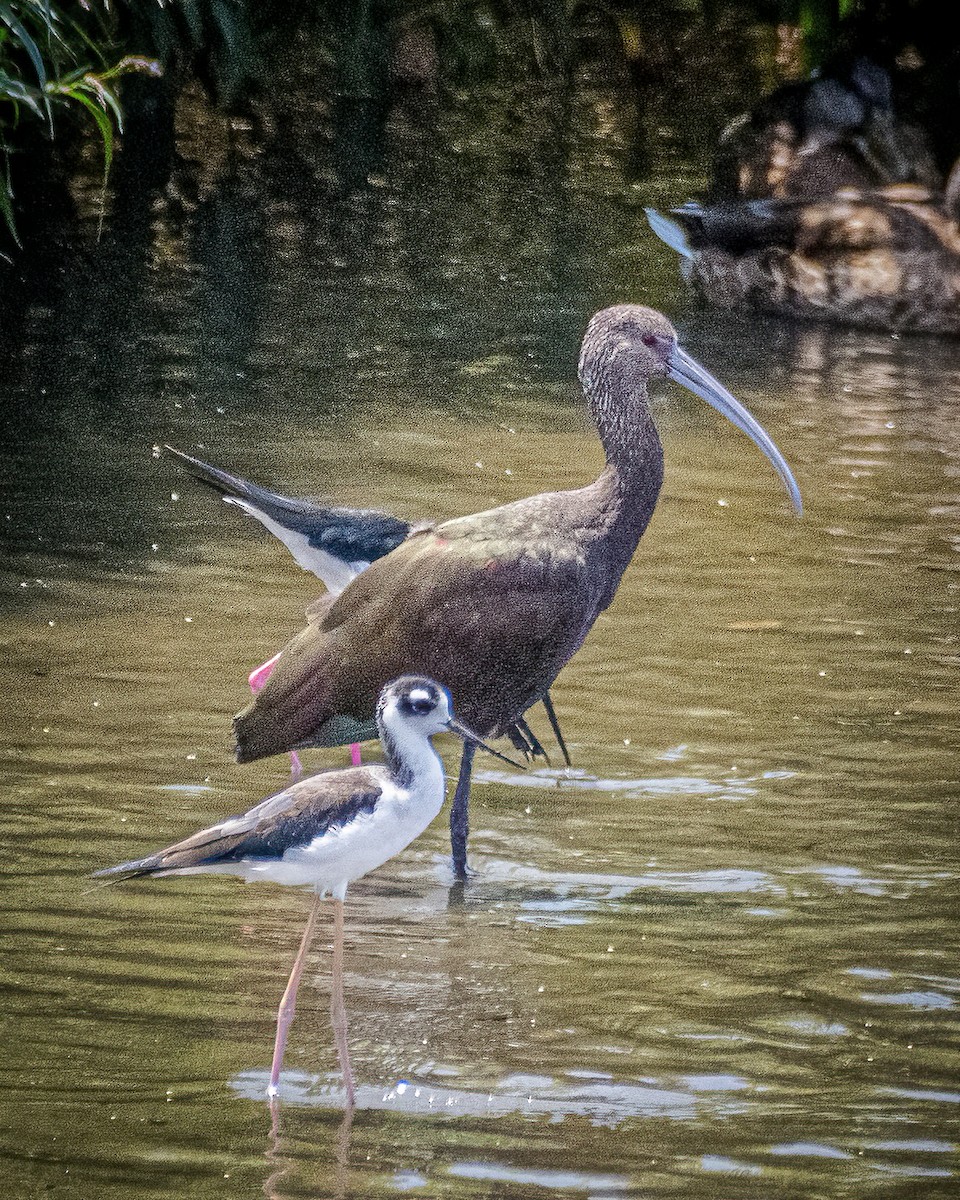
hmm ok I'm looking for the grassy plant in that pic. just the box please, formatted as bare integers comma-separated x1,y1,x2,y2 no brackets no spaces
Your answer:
1,1,159,244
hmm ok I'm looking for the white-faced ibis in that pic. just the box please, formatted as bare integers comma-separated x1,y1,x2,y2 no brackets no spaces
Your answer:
231,305,802,880
165,447,569,767
646,159,960,335
96,676,515,1104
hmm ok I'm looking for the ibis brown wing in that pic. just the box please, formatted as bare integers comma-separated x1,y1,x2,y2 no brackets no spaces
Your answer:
234,525,600,761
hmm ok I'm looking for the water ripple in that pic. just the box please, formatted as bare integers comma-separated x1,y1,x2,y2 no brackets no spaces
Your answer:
230,1069,704,1126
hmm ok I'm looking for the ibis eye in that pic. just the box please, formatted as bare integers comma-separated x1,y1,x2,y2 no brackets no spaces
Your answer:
641,333,658,348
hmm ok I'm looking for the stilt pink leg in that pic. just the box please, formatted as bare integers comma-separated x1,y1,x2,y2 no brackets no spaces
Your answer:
349,743,362,767
330,896,356,1108
249,652,302,777
268,889,323,1098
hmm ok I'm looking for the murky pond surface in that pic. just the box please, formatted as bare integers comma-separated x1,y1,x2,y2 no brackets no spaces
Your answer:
2,78,959,1198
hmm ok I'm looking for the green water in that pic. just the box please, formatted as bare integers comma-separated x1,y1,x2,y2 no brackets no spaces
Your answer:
2,78,959,1198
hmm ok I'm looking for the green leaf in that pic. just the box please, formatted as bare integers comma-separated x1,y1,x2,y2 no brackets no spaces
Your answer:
100,56,163,81
0,151,20,246
0,70,44,118
0,4,48,87
74,72,124,133
66,87,113,179
0,2,54,131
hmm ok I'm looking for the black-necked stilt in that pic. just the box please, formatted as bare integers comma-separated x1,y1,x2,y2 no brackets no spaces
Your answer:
165,447,569,769
233,304,802,880
96,676,516,1104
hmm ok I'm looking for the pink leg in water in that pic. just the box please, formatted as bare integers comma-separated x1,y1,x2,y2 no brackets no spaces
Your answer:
268,889,323,1098
248,652,302,778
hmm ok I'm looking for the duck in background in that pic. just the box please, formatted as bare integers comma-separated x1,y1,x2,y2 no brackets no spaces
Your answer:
646,52,959,337
645,158,960,336
708,57,940,203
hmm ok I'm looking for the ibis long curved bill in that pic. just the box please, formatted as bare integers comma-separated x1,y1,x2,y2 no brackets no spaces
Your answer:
668,345,803,515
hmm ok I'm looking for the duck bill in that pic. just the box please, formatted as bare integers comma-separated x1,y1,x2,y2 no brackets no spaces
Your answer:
446,719,523,768
668,345,803,515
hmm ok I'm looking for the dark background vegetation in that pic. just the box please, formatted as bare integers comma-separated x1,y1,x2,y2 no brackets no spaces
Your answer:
1,0,958,265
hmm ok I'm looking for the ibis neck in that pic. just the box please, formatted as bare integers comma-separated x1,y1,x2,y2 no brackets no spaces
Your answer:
570,377,665,610
590,378,665,530
588,373,663,481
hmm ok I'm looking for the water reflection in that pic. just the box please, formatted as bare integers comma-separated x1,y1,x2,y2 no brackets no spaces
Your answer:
234,1068,702,1125
449,1159,632,1193
263,1102,354,1200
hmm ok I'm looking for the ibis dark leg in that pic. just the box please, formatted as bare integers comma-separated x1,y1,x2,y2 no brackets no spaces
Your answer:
516,719,549,764
330,897,355,1109
450,741,476,881
542,692,572,767
268,888,323,1097
507,724,534,759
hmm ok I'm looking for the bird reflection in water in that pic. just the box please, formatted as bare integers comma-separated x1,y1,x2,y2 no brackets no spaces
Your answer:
263,1105,355,1200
